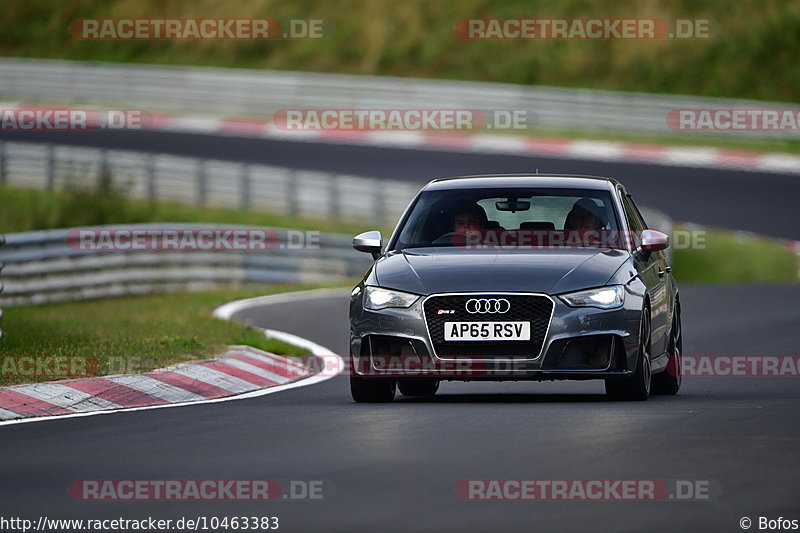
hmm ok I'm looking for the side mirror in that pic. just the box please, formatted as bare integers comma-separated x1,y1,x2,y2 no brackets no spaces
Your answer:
639,229,670,252
353,230,383,259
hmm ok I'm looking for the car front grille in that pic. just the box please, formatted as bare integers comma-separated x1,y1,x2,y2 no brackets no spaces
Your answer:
423,294,554,359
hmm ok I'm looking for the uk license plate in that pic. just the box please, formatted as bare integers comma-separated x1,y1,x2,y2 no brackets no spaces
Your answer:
443,322,530,341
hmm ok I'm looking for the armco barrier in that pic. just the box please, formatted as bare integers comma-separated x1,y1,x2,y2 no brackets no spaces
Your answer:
0,57,795,139
0,224,372,306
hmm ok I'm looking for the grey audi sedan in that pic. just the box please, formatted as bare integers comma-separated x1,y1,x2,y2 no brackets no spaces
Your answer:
349,175,681,402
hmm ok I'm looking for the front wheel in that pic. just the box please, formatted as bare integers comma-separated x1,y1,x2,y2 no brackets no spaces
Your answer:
606,308,652,401
652,310,682,395
350,375,396,403
398,378,440,397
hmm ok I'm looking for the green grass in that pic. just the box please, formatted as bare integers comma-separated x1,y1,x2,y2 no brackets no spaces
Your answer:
671,227,798,283
0,185,381,235
2,0,799,103
0,284,339,386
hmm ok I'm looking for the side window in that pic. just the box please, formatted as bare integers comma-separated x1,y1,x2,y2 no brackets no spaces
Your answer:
626,194,649,229
619,192,643,232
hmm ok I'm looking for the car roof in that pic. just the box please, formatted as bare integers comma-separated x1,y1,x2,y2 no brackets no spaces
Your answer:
423,174,622,192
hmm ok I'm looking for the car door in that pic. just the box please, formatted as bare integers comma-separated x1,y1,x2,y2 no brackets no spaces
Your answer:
619,189,670,357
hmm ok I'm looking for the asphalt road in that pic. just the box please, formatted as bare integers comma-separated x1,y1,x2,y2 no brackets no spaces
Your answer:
1,129,798,239
1,285,799,533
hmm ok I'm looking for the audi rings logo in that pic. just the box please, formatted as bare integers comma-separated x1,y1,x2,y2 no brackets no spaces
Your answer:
465,298,511,314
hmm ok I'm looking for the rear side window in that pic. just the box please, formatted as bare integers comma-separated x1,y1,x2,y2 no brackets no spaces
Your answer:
620,192,645,232
627,194,649,229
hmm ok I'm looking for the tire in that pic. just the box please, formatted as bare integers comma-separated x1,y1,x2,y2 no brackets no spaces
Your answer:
350,375,396,403
397,378,440,397
606,307,652,401
652,309,682,395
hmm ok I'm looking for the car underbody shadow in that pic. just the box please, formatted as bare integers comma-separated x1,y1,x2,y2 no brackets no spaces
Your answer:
397,393,612,403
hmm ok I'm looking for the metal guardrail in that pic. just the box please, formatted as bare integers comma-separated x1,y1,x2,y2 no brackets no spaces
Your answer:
0,224,372,306
0,141,419,226
0,57,796,139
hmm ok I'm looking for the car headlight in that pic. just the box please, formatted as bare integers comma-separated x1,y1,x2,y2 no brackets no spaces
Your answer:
364,286,420,310
559,285,625,309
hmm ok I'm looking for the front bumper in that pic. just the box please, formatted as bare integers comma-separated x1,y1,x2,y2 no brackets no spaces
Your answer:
349,290,644,381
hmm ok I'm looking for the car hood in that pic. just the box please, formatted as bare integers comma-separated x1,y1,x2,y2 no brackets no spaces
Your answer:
374,248,630,295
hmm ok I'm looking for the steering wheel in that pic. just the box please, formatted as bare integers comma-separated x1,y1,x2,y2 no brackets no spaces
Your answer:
432,232,459,245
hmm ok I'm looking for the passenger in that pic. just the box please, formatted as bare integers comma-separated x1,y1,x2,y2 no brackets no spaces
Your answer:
563,198,608,247
564,198,606,231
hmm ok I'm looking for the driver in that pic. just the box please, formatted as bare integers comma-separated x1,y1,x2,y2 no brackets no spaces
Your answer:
450,201,488,234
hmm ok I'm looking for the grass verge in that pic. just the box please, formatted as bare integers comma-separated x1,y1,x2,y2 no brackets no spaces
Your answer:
0,186,380,234
671,226,798,283
0,284,341,387
0,185,382,235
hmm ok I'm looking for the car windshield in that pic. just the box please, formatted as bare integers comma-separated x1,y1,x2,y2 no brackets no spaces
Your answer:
392,187,623,251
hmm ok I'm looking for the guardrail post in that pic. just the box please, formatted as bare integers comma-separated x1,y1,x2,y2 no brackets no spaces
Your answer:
146,153,157,200
373,179,385,226
196,159,207,206
329,174,341,221
45,144,55,190
98,148,109,191
287,169,298,217
0,232,5,341
0,141,6,185
240,164,251,210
